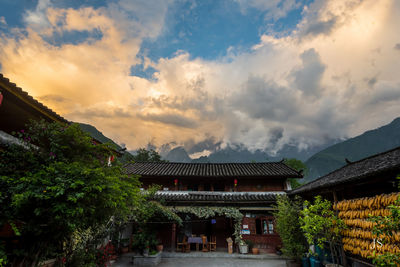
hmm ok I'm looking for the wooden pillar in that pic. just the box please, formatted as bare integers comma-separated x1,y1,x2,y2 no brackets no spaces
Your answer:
333,191,338,203
171,223,176,252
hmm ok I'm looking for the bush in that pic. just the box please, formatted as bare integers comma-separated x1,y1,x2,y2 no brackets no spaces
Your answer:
300,196,346,265
274,195,307,260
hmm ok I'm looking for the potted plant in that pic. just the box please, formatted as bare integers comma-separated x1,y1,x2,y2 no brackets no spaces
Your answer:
274,195,307,267
156,242,163,252
238,236,248,254
245,240,258,254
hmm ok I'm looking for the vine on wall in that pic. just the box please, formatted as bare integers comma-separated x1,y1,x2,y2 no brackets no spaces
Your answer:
170,206,243,242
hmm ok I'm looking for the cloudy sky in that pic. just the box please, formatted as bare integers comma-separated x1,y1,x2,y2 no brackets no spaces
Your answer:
0,0,399,157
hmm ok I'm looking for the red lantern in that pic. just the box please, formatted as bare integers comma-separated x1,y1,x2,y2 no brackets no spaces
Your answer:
234,179,238,187
174,179,178,186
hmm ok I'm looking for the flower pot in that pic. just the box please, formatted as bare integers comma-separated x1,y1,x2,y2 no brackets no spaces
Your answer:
156,244,163,252
301,257,310,267
239,244,248,254
143,248,149,256
252,247,259,254
309,257,321,267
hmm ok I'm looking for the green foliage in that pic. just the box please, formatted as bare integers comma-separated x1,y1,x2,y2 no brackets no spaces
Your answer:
133,185,182,225
171,206,243,242
284,158,307,189
130,185,181,252
132,148,165,162
300,196,346,264
0,243,7,267
274,195,307,260
369,177,400,266
300,196,345,249
0,120,142,265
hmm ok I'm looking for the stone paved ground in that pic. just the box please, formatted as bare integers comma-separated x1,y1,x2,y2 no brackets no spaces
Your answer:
112,252,287,267
158,257,286,267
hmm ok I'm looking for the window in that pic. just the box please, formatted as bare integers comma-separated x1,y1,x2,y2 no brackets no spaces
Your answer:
255,217,274,235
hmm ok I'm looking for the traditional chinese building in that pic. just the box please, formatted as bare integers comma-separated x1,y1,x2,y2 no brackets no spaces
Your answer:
124,161,302,253
290,146,400,266
0,73,68,147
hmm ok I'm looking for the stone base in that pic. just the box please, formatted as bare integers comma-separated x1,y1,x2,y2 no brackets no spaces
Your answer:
133,252,162,266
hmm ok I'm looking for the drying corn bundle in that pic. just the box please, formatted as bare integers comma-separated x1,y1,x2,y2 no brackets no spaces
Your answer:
333,192,400,259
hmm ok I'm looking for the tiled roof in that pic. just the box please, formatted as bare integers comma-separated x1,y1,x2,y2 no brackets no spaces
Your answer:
0,73,68,123
124,162,302,178
153,191,285,202
290,146,400,195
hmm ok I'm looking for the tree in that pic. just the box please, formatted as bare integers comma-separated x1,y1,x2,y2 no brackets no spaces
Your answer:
274,195,307,261
300,196,346,265
132,148,165,162
284,158,308,189
0,120,142,266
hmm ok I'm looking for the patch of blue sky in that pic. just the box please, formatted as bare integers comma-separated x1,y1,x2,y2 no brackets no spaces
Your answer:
269,0,314,36
130,64,158,80
43,28,103,47
51,0,110,9
137,0,313,62
0,0,36,29
139,0,266,62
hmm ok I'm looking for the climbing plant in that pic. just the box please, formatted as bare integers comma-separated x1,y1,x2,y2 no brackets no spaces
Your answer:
170,206,243,242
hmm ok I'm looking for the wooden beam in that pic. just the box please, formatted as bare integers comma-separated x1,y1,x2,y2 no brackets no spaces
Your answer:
171,223,176,252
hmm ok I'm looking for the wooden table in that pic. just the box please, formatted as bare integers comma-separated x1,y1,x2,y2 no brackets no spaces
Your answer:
187,236,203,251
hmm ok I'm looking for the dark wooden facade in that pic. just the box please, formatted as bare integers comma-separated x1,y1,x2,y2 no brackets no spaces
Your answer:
125,162,302,253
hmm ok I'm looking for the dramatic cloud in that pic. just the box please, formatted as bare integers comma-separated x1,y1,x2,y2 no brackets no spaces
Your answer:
0,0,399,154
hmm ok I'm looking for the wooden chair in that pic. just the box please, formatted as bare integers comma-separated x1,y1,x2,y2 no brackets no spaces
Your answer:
209,235,216,251
201,235,209,252
176,235,190,252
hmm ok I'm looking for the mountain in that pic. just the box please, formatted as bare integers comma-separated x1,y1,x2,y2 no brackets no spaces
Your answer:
190,141,337,163
77,122,121,150
304,117,400,182
77,122,134,162
164,147,192,162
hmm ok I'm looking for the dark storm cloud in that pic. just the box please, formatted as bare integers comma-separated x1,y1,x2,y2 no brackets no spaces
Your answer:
232,76,298,121
184,137,222,154
292,48,325,96
137,112,198,128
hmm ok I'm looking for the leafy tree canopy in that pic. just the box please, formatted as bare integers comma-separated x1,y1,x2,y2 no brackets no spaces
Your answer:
132,148,165,162
0,120,142,265
284,158,307,189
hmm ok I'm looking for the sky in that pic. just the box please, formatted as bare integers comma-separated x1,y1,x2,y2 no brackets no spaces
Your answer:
0,0,399,158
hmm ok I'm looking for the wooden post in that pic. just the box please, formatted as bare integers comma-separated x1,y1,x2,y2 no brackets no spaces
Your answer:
332,191,338,204
171,223,176,252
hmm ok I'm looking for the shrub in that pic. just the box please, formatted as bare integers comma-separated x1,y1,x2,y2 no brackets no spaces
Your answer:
274,195,307,260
